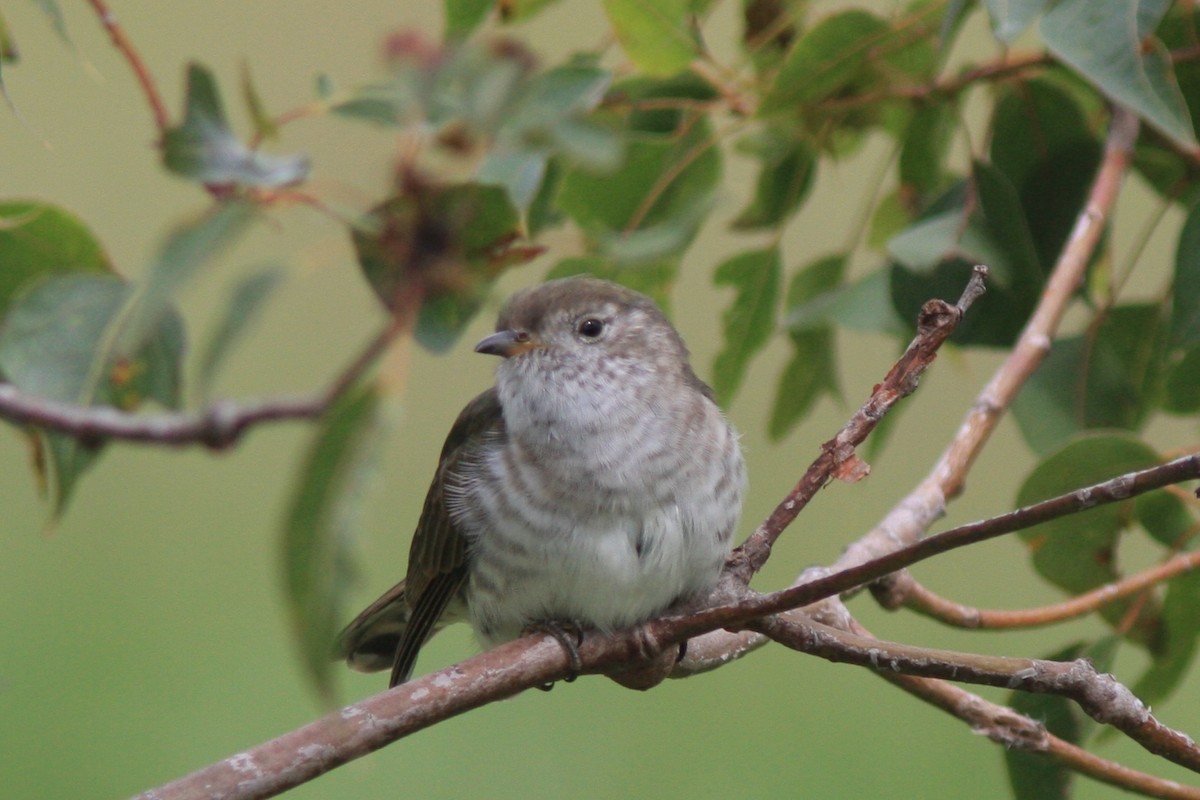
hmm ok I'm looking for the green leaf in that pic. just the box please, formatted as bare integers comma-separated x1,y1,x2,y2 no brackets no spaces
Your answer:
888,164,1040,288
195,267,284,396
769,256,844,439
545,256,677,312
982,0,1050,43
497,0,562,22
444,0,492,38
163,62,310,187
1004,637,1118,800
1041,0,1196,149
0,275,184,515
352,182,531,352
602,0,699,77
558,75,721,251
282,382,384,700
786,266,907,336
30,0,69,45
1133,570,1200,705
1134,491,1192,548
113,201,256,360
0,201,112,317
1170,198,1200,348
990,79,1102,271
898,101,955,200
1164,345,1200,413
1015,434,1164,646
762,9,889,111
732,129,817,229
1011,305,1163,455
712,248,781,406
240,62,279,142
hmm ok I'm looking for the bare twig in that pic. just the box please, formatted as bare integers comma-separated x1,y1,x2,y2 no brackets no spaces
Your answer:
877,549,1200,629
754,616,1200,774
731,265,989,579
131,453,1200,800
86,0,170,135
838,106,1140,574
0,315,405,449
878,669,1200,799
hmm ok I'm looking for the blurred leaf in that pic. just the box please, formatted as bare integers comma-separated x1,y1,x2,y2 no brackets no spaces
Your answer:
898,101,955,200
769,255,844,439
990,79,1102,272
545,255,677,312
352,181,531,352
282,382,383,701
0,10,17,61
497,0,562,22
1016,434,1164,647
602,0,699,77
1134,570,1200,706
786,266,906,336
1012,304,1163,455
712,248,781,405
1041,0,1196,149
1004,637,1118,800
196,267,284,396
480,65,620,213
733,127,817,229
113,201,256,361
163,62,310,187
867,189,910,250
1170,198,1200,348
445,0,492,38
240,62,279,142
559,75,721,251
888,170,1043,347
762,9,889,111
742,0,801,74
889,164,1039,288
0,201,112,317
982,0,1049,43
30,0,69,45
1134,491,1192,548
1164,345,1200,413
0,275,184,515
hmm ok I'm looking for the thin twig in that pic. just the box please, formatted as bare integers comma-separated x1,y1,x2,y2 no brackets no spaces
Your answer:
86,0,170,135
837,106,1140,575
754,616,1200,774
875,664,1200,799
130,454,1200,800
879,549,1200,629
732,265,989,577
0,315,407,449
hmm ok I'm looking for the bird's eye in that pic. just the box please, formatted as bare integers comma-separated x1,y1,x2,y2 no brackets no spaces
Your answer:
576,317,606,340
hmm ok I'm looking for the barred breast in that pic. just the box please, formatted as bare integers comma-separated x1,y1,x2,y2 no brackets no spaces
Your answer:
444,351,746,647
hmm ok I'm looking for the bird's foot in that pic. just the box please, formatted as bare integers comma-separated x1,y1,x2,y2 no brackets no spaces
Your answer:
524,619,585,690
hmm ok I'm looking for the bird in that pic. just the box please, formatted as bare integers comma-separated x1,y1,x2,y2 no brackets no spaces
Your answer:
335,276,746,687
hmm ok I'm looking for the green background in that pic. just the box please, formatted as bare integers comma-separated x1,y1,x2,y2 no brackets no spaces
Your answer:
1,2,1196,798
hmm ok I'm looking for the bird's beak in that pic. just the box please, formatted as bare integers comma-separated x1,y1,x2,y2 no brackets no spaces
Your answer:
474,330,543,358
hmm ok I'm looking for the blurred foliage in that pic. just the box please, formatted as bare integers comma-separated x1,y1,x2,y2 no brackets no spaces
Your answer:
1,2,1200,797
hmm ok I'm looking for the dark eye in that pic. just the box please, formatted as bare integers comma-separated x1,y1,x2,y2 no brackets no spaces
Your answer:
576,317,605,339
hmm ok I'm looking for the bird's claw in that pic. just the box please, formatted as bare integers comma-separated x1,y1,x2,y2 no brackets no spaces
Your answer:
525,619,585,690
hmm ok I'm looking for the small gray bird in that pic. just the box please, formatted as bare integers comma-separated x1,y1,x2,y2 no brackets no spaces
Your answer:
336,276,746,686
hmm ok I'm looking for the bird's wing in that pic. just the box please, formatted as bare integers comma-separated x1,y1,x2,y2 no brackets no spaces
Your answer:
334,388,504,684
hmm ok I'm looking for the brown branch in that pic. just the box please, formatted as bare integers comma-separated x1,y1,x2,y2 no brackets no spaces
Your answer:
754,616,1200,774
86,0,170,135
0,315,406,449
836,106,1140,576
131,453,1200,800
877,549,1200,629
878,669,1200,799
731,265,990,579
